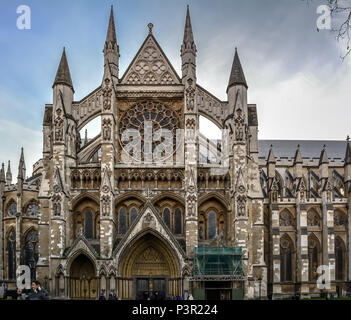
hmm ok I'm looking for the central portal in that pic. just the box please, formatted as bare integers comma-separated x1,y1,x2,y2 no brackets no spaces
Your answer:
119,233,181,299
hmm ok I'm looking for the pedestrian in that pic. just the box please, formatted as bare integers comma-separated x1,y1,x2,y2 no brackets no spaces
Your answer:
188,293,194,300
26,281,50,300
99,291,106,300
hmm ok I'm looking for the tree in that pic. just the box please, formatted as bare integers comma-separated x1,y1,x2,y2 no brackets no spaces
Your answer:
306,0,351,58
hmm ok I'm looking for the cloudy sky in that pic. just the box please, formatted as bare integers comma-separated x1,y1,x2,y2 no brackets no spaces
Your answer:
0,0,350,178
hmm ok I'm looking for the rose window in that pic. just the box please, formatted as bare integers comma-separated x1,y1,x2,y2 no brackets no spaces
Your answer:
119,101,181,162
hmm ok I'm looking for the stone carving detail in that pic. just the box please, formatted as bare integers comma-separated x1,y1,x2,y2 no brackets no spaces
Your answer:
234,107,245,142
101,195,110,216
54,109,63,142
185,80,196,112
52,194,61,216
102,118,112,141
142,212,156,229
122,36,179,85
298,179,307,203
236,194,246,217
102,78,112,111
186,194,197,217
270,178,279,203
325,180,333,203
186,118,196,130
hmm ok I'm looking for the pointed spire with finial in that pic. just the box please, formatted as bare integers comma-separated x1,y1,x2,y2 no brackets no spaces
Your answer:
319,144,329,166
0,163,5,183
267,145,276,164
103,5,119,82
293,144,303,165
53,47,74,92
18,147,26,180
105,5,117,45
227,47,248,93
345,135,351,165
6,160,12,185
182,5,196,53
181,5,197,80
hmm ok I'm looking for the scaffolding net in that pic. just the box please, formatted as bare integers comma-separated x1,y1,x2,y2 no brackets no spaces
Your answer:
194,247,243,276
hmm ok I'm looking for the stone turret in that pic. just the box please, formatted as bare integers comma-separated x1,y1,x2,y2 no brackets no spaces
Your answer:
293,145,303,179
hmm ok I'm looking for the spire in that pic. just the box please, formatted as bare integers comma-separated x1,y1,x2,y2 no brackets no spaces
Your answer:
103,5,119,83
267,145,276,164
0,163,5,183
53,47,74,92
227,48,248,93
182,5,196,53
181,5,196,80
6,160,12,185
105,5,117,46
293,144,303,165
345,135,351,165
18,147,26,179
319,145,329,166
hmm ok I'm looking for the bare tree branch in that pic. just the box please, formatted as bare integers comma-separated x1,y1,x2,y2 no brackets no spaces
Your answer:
303,0,351,59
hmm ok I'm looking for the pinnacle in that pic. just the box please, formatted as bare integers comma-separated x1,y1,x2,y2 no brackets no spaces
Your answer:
227,47,248,92
53,47,74,91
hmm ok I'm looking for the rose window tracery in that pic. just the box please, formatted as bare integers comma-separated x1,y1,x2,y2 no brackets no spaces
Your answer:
119,101,181,162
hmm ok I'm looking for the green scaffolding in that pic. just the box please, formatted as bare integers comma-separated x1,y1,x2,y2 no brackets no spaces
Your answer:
194,247,243,276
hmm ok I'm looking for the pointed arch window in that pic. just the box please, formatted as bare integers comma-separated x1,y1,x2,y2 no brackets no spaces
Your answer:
7,230,16,280
307,210,321,227
26,202,39,216
334,210,347,226
208,210,217,240
279,210,294,227
174,208,182,235
24,230,39,280
130,207,138,225
335,237,345,280
119,208,127,234
280,236,293,282
308,236,320,281
8,202,17,216
85,211,93,239
163,208,171,229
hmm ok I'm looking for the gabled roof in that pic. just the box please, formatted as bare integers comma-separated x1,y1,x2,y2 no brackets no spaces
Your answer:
113,200,186,259
120,32,181,85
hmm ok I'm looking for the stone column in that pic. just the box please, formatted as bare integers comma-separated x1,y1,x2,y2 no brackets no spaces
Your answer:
184,77,198,258
100,72,116,260
322,187,335,293
296,200,309,296
270,203,281,297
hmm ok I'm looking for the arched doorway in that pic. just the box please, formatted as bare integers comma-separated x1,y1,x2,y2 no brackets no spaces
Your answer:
119,233,181,300
69,254,97,299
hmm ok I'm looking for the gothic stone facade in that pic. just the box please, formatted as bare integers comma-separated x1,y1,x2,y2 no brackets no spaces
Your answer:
0,7,350,299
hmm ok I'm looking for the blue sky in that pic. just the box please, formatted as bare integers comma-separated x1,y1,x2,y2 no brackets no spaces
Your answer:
0,0,350,178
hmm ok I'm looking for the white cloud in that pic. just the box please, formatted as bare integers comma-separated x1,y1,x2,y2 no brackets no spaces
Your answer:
0,119,42,180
